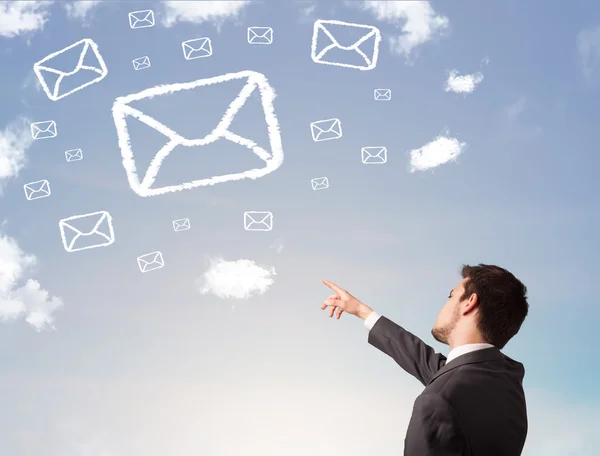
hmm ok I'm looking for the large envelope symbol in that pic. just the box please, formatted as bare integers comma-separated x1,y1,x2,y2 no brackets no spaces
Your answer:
248,27,273,44
58,210,115,253
311,177,329,190
361,147,387,164
132,56,151,70
24,180,51,200
310,118,342,142
374,89,391,100
33,39,108,101
173,218,191,231
31,120,57,140
311,19,381,71
244,211,273,231
137,251,164,273
182,37,212,60
128,9,155,29
111,70,284,197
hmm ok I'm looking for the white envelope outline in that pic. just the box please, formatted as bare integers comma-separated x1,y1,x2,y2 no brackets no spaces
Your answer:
111,70,284,197
311,19,381,70
132,56,151,70
310,118,342,142
362,147,387,164
244,211,273,231
172,218,191,231
129,9,155,29
137,251,164,273
311,177,329,190
65,149,83,161
31,120,57,139
182,38,212,60
33,39,108,101
58,211,115,253
24,180,51,200
248,27,273,44
374,89,391,100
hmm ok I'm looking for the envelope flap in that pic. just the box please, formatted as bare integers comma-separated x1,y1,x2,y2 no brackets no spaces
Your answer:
61,212,108,236
250,27,271,37
26,180,48,192
184,38,210,51
36,40,90,75
317,20,377,49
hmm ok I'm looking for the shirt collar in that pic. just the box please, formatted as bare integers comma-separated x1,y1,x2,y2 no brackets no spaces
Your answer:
446,343,495,364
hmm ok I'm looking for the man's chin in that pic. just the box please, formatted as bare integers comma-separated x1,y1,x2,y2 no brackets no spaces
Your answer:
431,328,448,344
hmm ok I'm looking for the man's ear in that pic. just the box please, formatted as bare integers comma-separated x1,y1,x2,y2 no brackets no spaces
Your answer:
462,293,479,315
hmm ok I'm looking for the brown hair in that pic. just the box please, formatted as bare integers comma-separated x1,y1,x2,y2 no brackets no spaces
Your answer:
460,264,529,349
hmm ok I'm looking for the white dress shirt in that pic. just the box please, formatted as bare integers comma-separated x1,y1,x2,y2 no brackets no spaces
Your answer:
363,311,494,364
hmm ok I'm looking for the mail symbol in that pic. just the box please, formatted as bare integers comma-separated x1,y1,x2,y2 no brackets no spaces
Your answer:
58,210,115,253
24,180,51,200
310,118,342,142
362,147,387,164
65,149,83,162
132,56,151,71
244,211,273,231
248,27,273,44
111,70,284,197
182,37,212,60
172,218,191,232
128,9,155,29
137,251,164,273
311,19,381,71
311,177,329,190
33,39,108,101
374,89,391,101
31,120,57,140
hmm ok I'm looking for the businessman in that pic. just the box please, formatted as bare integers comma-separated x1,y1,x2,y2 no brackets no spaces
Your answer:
321,264,529,456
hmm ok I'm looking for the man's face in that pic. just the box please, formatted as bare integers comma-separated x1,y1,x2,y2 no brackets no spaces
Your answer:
431,278,468,344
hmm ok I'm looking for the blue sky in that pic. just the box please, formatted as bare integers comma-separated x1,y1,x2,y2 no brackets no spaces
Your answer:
1,0,599,455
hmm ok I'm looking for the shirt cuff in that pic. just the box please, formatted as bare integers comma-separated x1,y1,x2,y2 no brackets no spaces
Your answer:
364,311,381,330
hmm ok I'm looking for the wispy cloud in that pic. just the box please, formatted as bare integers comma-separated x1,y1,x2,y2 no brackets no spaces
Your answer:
0,117,33,193
505,96,526,121
0,233,64,331
577,25,600,84
269,239,285,254
161,1,250,28
64,0,103,23
481,56,490,65
444,69,484,94
196,257,276,300
0,1,53,38
409,129,466,172
356,1,449,61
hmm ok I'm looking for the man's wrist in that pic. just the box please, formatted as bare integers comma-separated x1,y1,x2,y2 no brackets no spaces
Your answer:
357,303,373,320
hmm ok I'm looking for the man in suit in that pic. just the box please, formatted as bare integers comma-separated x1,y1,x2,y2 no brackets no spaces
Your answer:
321,263,529,456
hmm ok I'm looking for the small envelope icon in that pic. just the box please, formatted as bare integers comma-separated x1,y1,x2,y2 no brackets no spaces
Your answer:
24,180,51,200
31,120,57,140
111,70,284,197
182,37,212,60
132,56,151,71
244,211,273,231
128,9,155,29
33,39,108,101
58,210,115,253
311,177,329,190
137,251,164,273
65,149,83,162
362,147,387,164
248,27,273,44
311,19,381,71
310,118,342,142
374,89,391,101
173,218,191,232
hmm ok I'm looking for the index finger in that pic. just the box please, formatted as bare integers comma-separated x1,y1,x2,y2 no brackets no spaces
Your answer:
322,279,344,295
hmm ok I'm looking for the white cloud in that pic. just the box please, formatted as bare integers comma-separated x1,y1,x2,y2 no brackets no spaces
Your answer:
0,117,33,191
196,257,275,300
505,96,526,121
444,69,484,94
0,1,53,38
162,1,250,28
0,233,64,331
358,0,449,60
481,56,490,65
409,129,466,172
64,0,103,21
577,25,600,83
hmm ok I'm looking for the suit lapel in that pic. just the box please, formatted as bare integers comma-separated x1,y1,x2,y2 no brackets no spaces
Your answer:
428,347,503,385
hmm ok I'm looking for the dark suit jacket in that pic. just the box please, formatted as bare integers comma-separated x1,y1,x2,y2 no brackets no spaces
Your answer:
368,316,527,456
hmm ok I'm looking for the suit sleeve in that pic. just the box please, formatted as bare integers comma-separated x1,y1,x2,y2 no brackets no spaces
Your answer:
368,316,446,385
404,393,467,455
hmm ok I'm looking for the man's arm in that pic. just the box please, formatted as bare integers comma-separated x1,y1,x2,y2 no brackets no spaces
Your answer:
364,311,446,386
404,393,467,455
